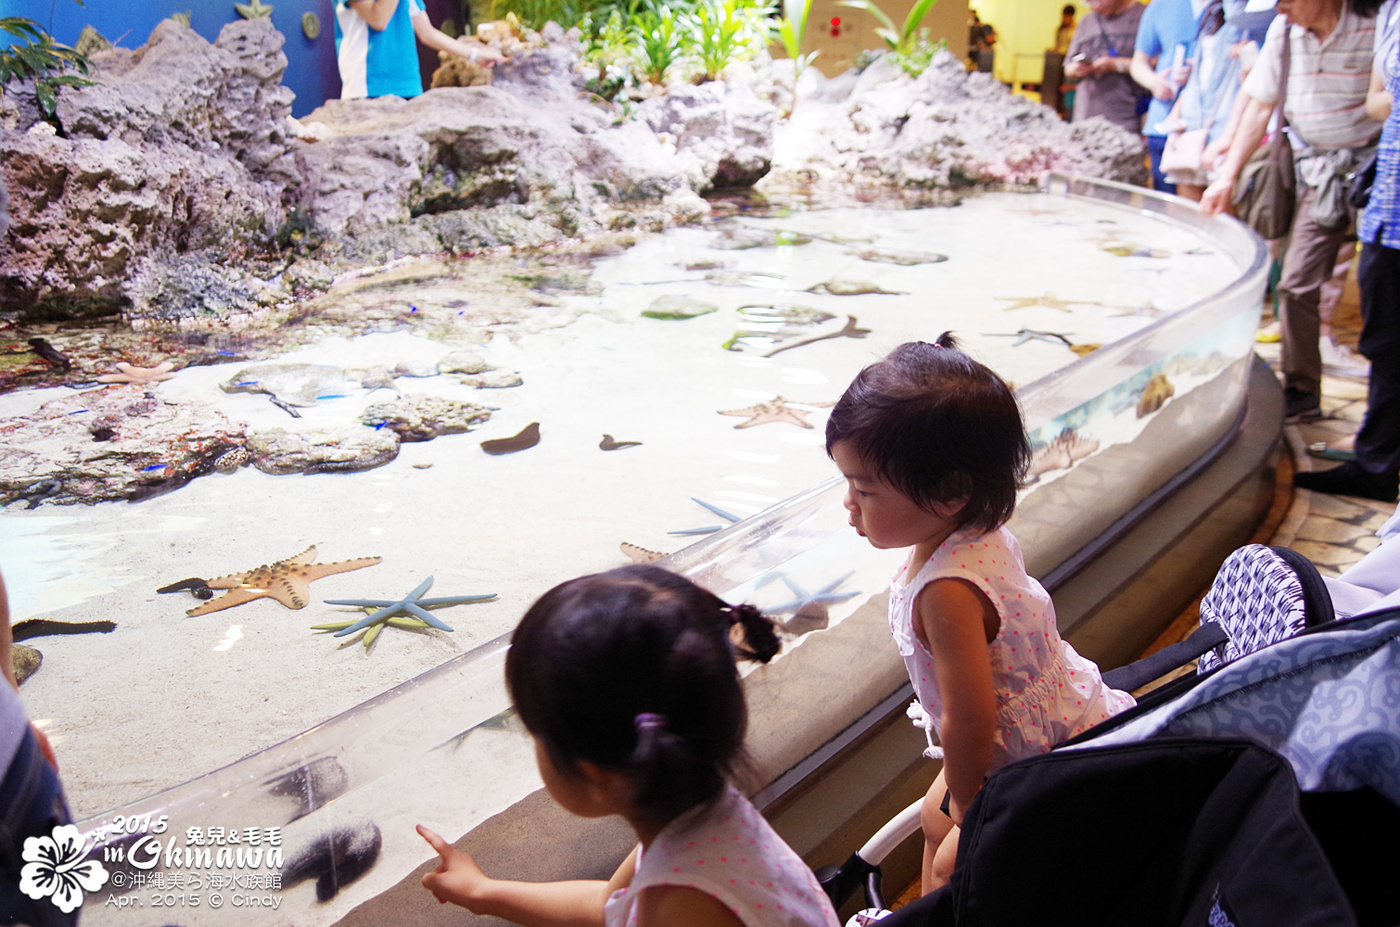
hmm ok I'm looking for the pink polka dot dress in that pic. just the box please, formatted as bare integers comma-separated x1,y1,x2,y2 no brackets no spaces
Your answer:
890,526,1135,770
603,784,840,927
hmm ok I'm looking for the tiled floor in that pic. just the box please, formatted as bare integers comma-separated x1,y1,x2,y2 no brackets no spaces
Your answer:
1255,256,1392,578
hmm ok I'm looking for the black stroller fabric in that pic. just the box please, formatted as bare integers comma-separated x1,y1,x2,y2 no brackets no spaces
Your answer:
882,738,1356,927
883,605,1400,927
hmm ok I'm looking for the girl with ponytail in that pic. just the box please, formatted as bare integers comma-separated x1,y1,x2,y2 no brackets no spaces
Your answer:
418,564,840,927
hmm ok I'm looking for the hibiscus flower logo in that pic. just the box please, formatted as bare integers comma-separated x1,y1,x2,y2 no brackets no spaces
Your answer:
19,824,108,913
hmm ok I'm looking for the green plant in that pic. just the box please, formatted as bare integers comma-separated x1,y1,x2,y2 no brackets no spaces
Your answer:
0,16,94,122
889,27,944,76
690,0,770,82
838,0,940,57
634,2,685,84
775,0,817,77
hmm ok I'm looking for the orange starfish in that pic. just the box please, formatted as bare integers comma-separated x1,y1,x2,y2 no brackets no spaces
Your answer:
186,545,382,617
718,397,832,429
98,361,179,384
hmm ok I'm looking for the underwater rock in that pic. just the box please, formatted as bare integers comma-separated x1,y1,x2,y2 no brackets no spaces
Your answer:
857,248,948,265
642,294,718,320
436,351,493,376
12,645,41,686
245,427,400,475
0,384,246,506
283,821,382,902
358,396,492,442
220,363,389,411
481,421,540,455
456,370,524,389
805,280,903,296
1137,373,1176,418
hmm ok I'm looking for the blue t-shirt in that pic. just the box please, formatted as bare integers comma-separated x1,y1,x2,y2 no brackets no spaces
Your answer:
335,0,426,100
1136,0,1205,136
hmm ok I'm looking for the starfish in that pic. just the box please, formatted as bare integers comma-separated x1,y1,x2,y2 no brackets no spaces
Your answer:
669,498,742,536
756,571,860,634
986,328,1073,348
719,397,832,429
324,576,496,638
620,542,667,564
764,315,870,358
185,546,382,617
235,0,274,18
97,361,178,385
995,293,1101,313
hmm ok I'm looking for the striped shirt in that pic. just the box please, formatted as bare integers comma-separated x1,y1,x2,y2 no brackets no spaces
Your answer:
1242,5,1381,150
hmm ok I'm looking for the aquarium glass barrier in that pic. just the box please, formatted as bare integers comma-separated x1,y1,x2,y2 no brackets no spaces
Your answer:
68,176,1266,924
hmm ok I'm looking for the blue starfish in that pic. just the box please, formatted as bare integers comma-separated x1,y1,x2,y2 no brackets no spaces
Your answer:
325,577,496,637
758,571,860,615
668,498,743,536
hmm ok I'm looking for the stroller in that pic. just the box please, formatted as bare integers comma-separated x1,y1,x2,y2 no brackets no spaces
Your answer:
818,542,1400,927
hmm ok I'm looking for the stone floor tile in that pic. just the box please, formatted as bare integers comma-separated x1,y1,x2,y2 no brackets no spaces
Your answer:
1292,539,1360,568
1294,517,1373,544
1355,535,1382,553
1299,493,1371,522
1362,509,1397,532
1321,377,1369,401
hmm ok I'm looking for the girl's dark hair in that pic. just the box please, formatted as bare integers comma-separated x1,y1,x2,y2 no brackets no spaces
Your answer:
825,334,1030,533
504,564,780,827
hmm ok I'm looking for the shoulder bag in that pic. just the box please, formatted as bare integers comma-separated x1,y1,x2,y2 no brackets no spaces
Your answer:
1232,36,1295,239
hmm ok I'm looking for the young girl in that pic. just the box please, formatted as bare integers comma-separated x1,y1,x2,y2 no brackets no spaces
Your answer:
418,564,841,927
826,335,1135,894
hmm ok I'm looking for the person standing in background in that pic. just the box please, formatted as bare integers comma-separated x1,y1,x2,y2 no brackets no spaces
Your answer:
1057,4,1081,52
335,0,504,100
1132,0,1208,192
1200,0,1383,424
1065,0,1151,134
1295,0,1400,502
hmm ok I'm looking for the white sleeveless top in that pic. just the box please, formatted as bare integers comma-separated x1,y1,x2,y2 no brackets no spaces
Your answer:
604,785,840,927
890,526,1135,770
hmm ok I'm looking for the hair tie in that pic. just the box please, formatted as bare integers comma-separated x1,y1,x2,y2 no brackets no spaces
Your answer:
634,712,667,731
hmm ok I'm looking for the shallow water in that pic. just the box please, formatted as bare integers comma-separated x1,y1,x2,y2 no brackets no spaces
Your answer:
0,191,1243,820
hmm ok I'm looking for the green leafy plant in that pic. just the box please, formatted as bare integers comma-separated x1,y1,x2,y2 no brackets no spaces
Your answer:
690,0,770,82
634,2,685,84
889,27,944,76
0,16,95,122
775,0,817,78
838,0,940,57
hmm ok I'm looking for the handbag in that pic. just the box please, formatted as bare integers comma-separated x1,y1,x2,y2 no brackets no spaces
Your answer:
1347,149,1378,209
1232,39,1296,239
1161,127,1210,174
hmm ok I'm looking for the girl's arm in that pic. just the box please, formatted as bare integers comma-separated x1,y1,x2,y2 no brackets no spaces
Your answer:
915,578,998,824
410,10,507,65
345,0,400,31
418,825,634,927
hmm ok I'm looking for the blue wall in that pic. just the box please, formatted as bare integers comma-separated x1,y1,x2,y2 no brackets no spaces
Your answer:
3,0,470,116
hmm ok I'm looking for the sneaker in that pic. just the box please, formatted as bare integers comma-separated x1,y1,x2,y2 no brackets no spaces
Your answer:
1284,388,1322,423
1320,337,1369,378
1294,462,1398,503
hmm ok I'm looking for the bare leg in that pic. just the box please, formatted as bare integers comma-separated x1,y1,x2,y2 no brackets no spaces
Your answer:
928,824,961,892
920,772,954,895
1177,183,1205,203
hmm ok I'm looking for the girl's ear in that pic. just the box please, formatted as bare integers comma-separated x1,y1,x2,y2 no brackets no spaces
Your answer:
574,759,635,810
931,497,969,520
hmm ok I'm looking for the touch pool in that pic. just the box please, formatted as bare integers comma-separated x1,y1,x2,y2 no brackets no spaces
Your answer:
1,177,1267,924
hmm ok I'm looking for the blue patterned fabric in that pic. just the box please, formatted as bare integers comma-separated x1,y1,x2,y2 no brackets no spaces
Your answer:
1068,608,1400,804
1360,13,1400,248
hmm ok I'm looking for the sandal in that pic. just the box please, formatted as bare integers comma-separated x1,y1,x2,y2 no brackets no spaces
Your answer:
1307,441,1358,462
